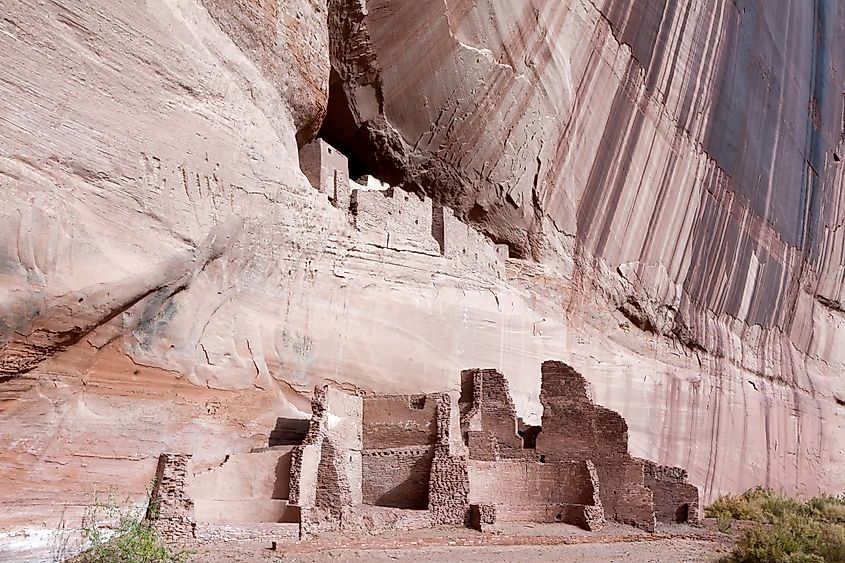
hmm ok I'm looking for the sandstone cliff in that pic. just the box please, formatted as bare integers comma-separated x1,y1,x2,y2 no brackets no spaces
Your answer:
1,0,844,559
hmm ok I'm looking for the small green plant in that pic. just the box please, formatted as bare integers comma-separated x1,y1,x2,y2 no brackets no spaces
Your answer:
74,489,186,563
706,487,845,562
716,511,733,534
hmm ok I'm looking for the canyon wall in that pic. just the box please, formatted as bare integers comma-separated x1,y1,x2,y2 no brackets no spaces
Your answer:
1,0,844,560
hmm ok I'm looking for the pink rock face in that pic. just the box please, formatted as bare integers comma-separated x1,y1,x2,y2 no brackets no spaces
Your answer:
0,0,844,560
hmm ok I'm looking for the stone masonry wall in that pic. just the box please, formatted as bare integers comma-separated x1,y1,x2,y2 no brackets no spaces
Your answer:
642,459,701,524
459,368,524,459
428,393,471,525
466,458,604,530
536,360,656,531
351,187,440,254
428,444,470,525
289,385,363,511
315,438,353,517
361,447,433,509
148,453,195,540
194,522,300,542
298,136,508,275
433,205,506,277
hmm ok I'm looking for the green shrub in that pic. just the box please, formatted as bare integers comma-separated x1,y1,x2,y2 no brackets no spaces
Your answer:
74,490,186,563
707,488,845,562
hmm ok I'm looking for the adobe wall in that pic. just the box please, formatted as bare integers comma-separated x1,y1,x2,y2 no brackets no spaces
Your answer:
642,459,701,524
459,368,524,459
351,187,440,254
361,447,433,509
362,394,437,449
298,138,350,210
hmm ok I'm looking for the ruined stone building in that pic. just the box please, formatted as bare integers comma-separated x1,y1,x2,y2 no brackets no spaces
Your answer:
149,361,700,541
299,137,508,276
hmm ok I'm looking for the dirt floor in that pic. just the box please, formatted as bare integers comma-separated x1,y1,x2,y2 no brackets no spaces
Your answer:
182,521,736,562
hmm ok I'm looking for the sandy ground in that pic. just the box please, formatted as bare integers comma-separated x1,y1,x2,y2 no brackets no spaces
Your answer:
183,522,735,563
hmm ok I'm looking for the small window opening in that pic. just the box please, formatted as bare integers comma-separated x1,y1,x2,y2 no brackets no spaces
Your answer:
409,395,426,409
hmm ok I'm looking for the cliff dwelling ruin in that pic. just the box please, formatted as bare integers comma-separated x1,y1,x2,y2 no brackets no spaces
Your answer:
299,137,509,272
4,0,845,560
149,361,700,542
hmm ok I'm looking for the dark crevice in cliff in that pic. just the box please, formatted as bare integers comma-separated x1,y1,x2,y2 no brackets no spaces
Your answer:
617,296,707,355
318,69,403,185
814,293,844,313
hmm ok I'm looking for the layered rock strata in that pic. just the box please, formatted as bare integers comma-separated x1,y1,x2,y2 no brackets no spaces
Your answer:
1,1,844,560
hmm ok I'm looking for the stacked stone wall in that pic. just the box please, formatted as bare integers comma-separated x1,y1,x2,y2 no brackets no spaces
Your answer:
428,393,471,525
428,445,470,525
361,447,433,509
194,522,300,542
466,458,603,529
642,459,701,524
151,363,699,542
459,368,524,459
299,137,508,276
148,453,195,540
537,360,656,531
351,187,440,254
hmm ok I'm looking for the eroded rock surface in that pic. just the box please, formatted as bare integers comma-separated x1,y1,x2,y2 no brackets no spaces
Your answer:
1,1,844,560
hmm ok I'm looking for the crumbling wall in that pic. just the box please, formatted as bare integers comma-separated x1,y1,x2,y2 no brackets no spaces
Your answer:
299,138,350,210
193,522,300,542
148,453,195,540
459,368,524,459
536,360,656,531
299,137,508,275
150,365,701,542
360,393,438,509
351,186,440,254
289,385,363,513
433,205,505,276
428,393,471,525
642,459,701,524
428,444,470,525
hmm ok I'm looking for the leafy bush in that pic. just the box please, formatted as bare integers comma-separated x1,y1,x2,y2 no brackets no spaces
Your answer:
70,490,186,563
707,487,845,562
